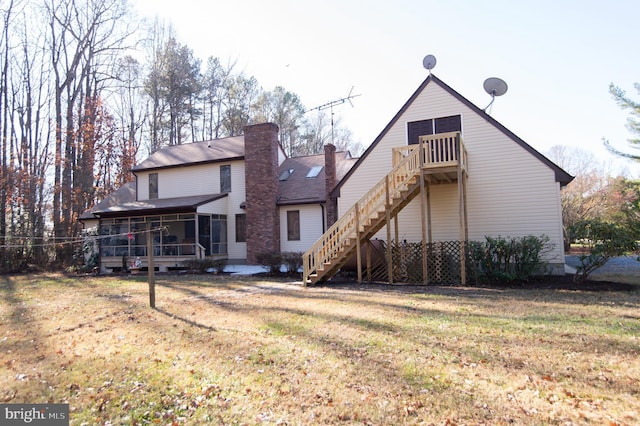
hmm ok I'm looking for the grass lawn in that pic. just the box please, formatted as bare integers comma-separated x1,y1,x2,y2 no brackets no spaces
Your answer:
1,274,639,425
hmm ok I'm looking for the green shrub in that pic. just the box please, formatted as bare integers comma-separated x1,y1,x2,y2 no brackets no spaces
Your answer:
181,257,227,273
281,252,303,274
256,252,282,274
570,219,639,284
467,235,553,284
211,257,227,273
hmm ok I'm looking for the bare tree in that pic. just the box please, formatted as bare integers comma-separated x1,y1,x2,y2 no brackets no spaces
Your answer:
253,86,305,157
109,55,144,190
12,7,53,267
46,0,132,262
222,73,259,137
0,0,16,271
548,145,622,249
298,110,356,156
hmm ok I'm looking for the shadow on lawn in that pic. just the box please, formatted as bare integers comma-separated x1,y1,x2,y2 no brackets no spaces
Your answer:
152,306,218,332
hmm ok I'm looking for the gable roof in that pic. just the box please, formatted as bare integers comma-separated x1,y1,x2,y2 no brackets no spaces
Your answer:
278,151,357,205
332,74,573,197
133,136,245,172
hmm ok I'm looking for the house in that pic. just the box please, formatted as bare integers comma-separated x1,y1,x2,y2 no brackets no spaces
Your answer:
302,74,573,285
80,123,357,273
82,72,571,283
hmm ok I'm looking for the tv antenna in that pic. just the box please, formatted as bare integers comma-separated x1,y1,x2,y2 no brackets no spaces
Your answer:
306,87,361,145
423,54,437,74
482,77,508,113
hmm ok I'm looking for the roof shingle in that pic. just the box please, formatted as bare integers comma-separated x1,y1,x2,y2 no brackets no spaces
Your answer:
133,136,244,171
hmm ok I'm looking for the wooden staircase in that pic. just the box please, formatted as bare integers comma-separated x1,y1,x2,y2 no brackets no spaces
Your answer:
303,132,467,285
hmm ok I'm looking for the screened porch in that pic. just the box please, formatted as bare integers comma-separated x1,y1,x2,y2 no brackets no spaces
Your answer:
98,213,228,272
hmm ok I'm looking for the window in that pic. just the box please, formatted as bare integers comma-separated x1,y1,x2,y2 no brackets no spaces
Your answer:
407,115,461,145
407,119,433,145
235,214,246,242
306,166,323,178
220,165,231,193
287,210,300,241
149,173,158,199
435,115,461,134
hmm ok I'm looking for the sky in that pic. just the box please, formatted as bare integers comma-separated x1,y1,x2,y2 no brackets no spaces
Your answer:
131,0,640,178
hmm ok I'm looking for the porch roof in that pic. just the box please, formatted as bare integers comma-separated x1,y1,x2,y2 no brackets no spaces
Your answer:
88,193,228,219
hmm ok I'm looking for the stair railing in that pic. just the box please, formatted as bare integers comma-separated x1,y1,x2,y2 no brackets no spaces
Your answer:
302,144,423,284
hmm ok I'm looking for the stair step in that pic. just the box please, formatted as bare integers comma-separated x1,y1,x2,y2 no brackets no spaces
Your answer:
303,161,422,284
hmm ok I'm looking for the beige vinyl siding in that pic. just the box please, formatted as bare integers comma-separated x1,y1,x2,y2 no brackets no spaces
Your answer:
136,161,245,201
81,218,99,232
339,80,565,267
137,174,149,200
159,164,216,198
228,215,247,261
225,162,247,261
280,204,325,253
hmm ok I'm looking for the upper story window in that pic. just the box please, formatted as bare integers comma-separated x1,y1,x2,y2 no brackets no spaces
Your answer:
407,115,461,145
287,210,300,241
220,165,231,193
149,173,158,199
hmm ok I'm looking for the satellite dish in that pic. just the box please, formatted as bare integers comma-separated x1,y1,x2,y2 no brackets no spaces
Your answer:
482,77,508,112
423,55,437,73
483,77,508,97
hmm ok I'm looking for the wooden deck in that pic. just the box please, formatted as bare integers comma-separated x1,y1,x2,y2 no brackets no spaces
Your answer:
392,131,468,184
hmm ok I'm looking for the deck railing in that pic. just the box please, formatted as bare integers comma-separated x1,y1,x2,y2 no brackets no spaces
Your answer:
392,131,467,172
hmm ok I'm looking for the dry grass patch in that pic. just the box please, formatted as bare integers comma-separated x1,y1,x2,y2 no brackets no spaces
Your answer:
1,274,639,425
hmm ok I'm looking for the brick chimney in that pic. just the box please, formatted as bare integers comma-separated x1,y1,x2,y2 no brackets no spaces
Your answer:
244,123,281,263
324,143,338,226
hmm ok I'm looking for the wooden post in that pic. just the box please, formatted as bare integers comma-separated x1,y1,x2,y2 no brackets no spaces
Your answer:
456,134,466,285
366,240,371,282
355,204,362,283
385,176,393,284
419,139,428,285
426,182,432,243
146,224,156,308
394,213,399,246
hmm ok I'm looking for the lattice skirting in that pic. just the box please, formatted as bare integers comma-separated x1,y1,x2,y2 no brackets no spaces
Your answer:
351,240,470,285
